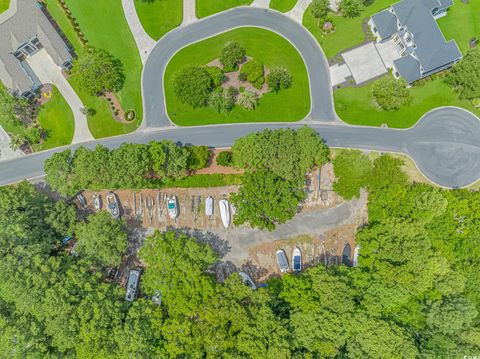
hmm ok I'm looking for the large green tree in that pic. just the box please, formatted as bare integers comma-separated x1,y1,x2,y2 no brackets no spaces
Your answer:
446,48,480,100
372,75,410,110
173,66,213,108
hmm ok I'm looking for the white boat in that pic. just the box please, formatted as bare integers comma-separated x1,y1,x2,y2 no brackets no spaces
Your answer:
205,196,214,216
292,247,302,272
276,249,289,273
239,272,257,290
167,196,178,219
353,245,360,267
106,192,120,219
92,194,102,211
219,199,230,228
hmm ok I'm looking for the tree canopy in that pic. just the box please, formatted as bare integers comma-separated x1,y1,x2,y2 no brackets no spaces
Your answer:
173,66,213,108
372,75,410,110
446,48,480,100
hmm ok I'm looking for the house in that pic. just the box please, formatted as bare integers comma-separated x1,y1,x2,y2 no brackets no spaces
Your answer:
0,0,74,98
368,0,462,83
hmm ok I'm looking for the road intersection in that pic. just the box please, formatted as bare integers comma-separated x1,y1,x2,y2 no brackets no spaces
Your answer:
1,7,480,189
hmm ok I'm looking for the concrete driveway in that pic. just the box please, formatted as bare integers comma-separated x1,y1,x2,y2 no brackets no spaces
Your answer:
26,49,93,143
0,125,23,161
342,42,387,84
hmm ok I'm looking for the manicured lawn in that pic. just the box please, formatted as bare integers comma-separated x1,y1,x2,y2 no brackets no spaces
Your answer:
269,0,297,13
0,0,10,13
196,0,252,18
438,1,480,55
35,87,74,151
334,78,480,128
134,0,182,40
43,0,142,138
303,0,393,59
164,27,310,126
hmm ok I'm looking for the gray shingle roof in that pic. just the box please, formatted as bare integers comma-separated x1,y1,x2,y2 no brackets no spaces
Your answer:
393,55,422,83
392,0,462,74
0,0,72,94
371,10,398,40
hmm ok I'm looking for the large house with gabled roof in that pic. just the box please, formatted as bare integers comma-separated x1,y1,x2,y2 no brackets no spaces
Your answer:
368,0,462,83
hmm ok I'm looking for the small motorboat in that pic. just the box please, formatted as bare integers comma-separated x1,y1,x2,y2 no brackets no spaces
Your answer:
76,193,87,209
219,199,231,228
276,249,289,273
106,192,120,219
205,196,214,216
292,247,302,272
239,272,257,290
92,193,102,211
353,245,360,267
167,196,178,219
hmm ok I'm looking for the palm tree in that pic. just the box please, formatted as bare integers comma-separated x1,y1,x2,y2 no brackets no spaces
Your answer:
9,133,26,151
238,90,257,110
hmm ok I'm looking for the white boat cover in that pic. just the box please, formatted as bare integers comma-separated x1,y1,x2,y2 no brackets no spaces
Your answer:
219,199,230,228
205,196,213,216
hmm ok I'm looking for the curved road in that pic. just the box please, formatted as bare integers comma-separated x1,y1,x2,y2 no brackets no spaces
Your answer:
1,8,480,188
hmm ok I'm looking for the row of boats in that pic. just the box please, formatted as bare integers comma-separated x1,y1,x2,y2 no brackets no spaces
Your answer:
276,248,302,273
91,192,120,219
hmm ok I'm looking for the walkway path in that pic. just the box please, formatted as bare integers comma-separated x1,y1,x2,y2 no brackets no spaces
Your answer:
26,49,93,144
0,125,23,161
250,0,270,9
182,0,197,25
286,0,312,23
121,0,156,64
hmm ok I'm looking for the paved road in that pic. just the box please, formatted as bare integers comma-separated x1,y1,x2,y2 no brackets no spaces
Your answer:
1,107,480,188
142,7,335,127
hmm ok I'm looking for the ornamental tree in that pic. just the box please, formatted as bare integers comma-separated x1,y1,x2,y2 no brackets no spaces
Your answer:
372,75,410,110
173,66,213,108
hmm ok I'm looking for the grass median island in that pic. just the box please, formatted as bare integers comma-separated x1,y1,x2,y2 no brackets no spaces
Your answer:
43,0,142,138
165,28,310,126
303,0,392,58
196,0,252,18
334,78,479,128
134,0,183,40
35,87,74,151
269,0,297,13
0,0,10,13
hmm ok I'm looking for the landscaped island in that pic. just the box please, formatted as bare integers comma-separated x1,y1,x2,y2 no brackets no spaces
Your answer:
164,28,310,125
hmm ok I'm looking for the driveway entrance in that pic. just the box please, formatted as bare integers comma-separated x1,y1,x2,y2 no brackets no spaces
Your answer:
342,42,387,84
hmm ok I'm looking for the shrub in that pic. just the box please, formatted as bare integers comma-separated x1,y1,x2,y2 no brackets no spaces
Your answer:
340,0,362,18
173,66,213,108
240,60,264,85
238,72,247,82
310,0,330,20
125,110,136,121
208,87,236,113
186,146,210,170
372,75,410,111
238,90,257,110
220,42,245,70
205,66,225,87
216,151,234,167
26,126,43,144
267,67,292,92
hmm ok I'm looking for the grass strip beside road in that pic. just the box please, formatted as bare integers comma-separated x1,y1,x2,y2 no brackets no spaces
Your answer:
165,27,310,126
196,0,252,18
0,0,10,13
134,0,182,40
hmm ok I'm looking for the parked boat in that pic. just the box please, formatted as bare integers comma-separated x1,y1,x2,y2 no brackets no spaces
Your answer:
353,245,360,267
167,196,178,219
239,272,257,290
219,199,231,228
276,249,289,273
125,269,141,302
342,243,352,267
205,196,214,216
292,247,302,272
106,192,120,219
92,194,102,211
76,193,87,209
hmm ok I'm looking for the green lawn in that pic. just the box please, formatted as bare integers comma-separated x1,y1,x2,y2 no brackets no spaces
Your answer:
35,87,74,151
134,0,182,40
0,0,9,13
303,0,393,59
196,0,252,18
438,1,480,55
43,0,142,138
269,0,297,13
334,78,480,128
164,27,310,126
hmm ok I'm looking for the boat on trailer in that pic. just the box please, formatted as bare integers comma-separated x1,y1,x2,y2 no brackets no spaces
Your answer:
205,196,214,216
292,247,302,272
92,194,102,211
167,196,178,219
106,192,120,219
219,199,231,228
276,249,289,273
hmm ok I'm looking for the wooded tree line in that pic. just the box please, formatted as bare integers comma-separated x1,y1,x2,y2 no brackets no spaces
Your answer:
1,168,480,357
44,141,209,196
